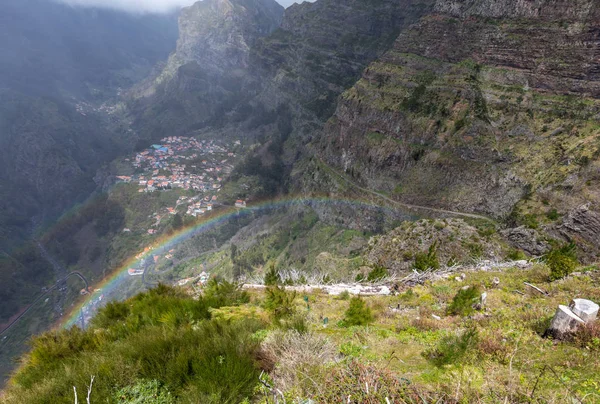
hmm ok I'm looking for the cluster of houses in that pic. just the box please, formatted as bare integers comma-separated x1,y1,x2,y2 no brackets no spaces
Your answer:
176,271,210,287
115,137,236,194
177,194,217,217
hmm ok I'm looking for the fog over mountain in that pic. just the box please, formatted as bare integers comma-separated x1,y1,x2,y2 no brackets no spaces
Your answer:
54,0,313,12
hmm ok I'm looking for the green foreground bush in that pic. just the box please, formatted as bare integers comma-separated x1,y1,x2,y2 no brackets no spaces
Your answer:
545,243,578,280
343,297,374,326
447,285,481,317
5,285,265,404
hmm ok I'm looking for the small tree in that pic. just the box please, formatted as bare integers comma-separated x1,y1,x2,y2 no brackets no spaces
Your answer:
343,297,373,326
203,278,249,307
264,286,296,321
447,286,480,317
264,263,280,286
546,243,578,280
414,242,440,271
367,265,389,282
172,213,183,230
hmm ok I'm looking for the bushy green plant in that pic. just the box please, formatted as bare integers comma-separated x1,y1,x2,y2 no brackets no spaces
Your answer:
545,243,578,280
264,286,297,321
343,297,373,327
546,209,560,221
366,265,389,282
7,285,265,404
414,242,440,271
423,326,479,367
338,290,350,300
507,249,527,261
522,213,539,229
447,286,481,317
264,263,280,286
203,278,250,307
114,379,174,403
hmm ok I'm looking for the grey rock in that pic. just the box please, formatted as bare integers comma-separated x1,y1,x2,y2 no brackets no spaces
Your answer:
558,205,600,247
501,227,549,256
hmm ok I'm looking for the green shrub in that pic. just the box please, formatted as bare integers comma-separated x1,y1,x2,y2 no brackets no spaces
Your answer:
7,286,265,404
477,224,496,238
203,278,250,307
414,242,440,271
343,297,374,327
546,209,560,221
366,265,389,282
447,286,481,317
264,263,280,286
467,242,484,259
339,342,364,357
507,249,527,261
546,243,578,280
114,379,174,403
264,286,297,321
92,300,130,328
338,290,350,300
423,326,479,367
522,213,539,229
283,313,309,334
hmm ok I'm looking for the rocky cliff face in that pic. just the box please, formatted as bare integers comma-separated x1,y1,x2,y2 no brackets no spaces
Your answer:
251,0,435,138
128,0,284,140
315,0,600,257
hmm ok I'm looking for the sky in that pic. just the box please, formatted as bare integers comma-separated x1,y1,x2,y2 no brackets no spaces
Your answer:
54,0,312,13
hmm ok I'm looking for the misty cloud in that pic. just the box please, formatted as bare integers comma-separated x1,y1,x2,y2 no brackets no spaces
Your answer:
53,0,198,14
53,0,313,13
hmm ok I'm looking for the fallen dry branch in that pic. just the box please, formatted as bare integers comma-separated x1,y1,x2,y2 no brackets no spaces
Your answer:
524,282,548,296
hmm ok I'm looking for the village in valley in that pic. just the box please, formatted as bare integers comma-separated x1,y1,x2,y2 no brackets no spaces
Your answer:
107,135,251,281
114,136,247,230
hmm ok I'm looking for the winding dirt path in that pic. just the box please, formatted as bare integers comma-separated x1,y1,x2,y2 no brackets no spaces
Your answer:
317,157,496,224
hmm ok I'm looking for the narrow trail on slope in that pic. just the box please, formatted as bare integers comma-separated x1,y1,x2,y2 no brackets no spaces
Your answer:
35,240,70,317
316,157,497,224
0,271,89,339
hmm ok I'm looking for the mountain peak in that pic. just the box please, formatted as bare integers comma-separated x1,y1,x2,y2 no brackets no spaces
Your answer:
176,0,284,69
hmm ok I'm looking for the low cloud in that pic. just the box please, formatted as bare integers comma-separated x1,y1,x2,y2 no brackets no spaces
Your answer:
54,0,314,13
54,0,197,14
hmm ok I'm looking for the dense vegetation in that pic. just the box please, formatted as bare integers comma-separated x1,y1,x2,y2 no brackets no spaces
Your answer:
5,284,264,403
6,262,600,403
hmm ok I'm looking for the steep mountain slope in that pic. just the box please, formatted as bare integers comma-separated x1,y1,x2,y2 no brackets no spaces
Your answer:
0,0,179,246
251,0,436,128
127,0,285,141
128,0,435,148
0,0,178,100
0,1,180,382
314,0,600,257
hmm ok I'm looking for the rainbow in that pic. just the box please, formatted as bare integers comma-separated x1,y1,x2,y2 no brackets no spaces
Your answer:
61,194,417,329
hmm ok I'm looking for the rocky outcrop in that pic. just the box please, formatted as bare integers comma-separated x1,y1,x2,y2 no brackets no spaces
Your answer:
365,219,505,272
557,205,600,247
501,227,549,256
434,0,598,20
